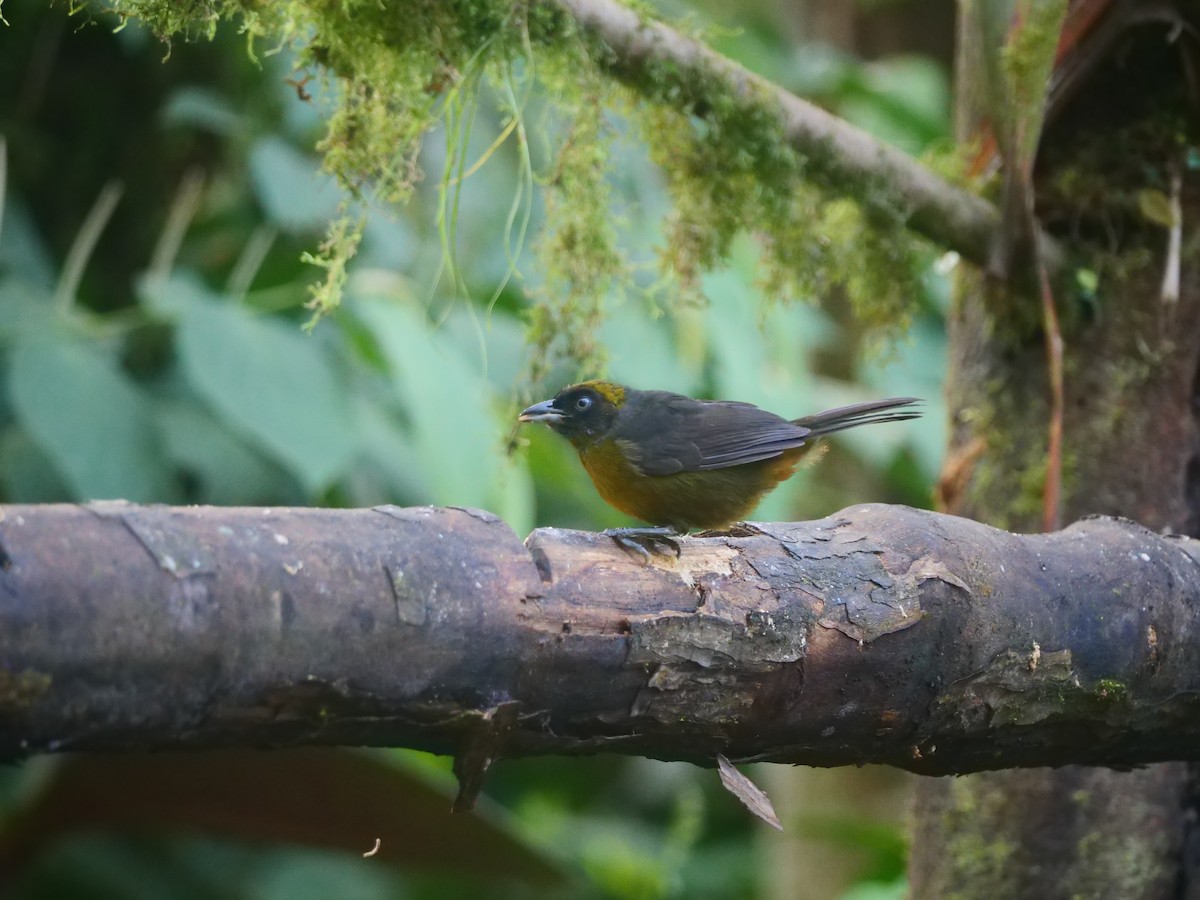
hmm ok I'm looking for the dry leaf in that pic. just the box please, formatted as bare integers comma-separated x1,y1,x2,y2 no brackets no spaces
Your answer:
716,754,782,831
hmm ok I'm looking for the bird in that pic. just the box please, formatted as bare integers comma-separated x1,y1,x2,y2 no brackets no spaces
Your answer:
519,380,920,556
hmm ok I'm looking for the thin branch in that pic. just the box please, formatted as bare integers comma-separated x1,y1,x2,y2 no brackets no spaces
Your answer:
1028,186,1064,533
146,167,206,286
1,502,1198,774
1161,166,1182,308
226,223,278,300
1038,262,1064,532
0,136,7,247
54,180,123,311
547,0,1065,275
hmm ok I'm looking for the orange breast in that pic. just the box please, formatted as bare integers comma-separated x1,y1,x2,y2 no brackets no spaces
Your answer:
578,441,809,530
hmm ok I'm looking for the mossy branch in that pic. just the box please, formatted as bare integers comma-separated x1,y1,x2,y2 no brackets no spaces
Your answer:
546,0,1064,275
102,0,1061,347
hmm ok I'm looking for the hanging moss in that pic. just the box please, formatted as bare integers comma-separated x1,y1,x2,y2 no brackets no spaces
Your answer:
301,214,365,324
100,0,929,371
625,47,925,338
527,73,623,381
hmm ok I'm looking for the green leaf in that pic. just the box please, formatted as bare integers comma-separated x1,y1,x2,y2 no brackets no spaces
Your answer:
162,86,245,136
0,277,57,343
176,299,357,493
601,300,698,396
353,293,528,526
351,395,433,504
248,137,343,233
0,198,57,289
8,338,173,502
703,265,825,413
244,849,401,900
841,879,909,900
0,426,72,502
491,453,535,538
355,296,493,508
135,272,222,320
155,400,295,505
861,318,947,477
841,57,950,154
438,304,529,391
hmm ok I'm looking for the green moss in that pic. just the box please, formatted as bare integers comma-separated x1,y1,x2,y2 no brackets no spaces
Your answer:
633,68,799,292
630,55,922,339
1071,791,1174,899
0,668,51,711
301,214,365,324
931,647,1082,729
1094,679,1128,703
1011,454,1048,526
936,777,1020,900
956,370,1072,532
999,0,1068,162
524,53,623,383
100,0,928,368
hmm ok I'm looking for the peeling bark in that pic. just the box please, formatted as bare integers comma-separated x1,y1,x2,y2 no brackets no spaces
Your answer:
1,502,1199,772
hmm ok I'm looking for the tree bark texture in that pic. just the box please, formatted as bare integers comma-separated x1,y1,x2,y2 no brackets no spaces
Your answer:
1,502,1200,776
912,6,1200,898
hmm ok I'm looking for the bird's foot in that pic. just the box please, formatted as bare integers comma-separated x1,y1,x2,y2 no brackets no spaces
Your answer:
603,526,681,562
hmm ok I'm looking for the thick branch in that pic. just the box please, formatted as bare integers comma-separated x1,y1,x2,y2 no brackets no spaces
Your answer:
547,0,1064,274
0,502,1198,773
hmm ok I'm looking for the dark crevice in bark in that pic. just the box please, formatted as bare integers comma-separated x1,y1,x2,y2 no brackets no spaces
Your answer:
528,543,554,583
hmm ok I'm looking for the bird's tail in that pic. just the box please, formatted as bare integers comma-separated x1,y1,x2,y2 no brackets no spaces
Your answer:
792,397,921,437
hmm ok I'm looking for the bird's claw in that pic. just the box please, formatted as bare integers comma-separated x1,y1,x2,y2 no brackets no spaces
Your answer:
603,527,682,562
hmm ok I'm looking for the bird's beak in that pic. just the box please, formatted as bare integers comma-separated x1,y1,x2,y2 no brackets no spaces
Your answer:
518,399,564,424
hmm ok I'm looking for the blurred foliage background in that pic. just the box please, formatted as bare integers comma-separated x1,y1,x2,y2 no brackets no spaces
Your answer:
0,0,951,896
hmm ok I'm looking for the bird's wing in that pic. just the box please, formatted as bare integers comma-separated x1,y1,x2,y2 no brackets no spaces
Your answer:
614,394,811,476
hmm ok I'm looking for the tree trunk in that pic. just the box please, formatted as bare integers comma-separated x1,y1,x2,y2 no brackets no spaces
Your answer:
910,7,1200,897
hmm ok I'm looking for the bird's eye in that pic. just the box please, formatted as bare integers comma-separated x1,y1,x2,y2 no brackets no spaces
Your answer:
575,395,593,412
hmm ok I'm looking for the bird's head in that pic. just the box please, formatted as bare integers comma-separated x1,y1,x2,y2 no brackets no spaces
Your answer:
518,380,626,446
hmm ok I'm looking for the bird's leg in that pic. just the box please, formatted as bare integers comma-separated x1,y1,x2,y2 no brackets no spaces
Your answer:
602,526,682,561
